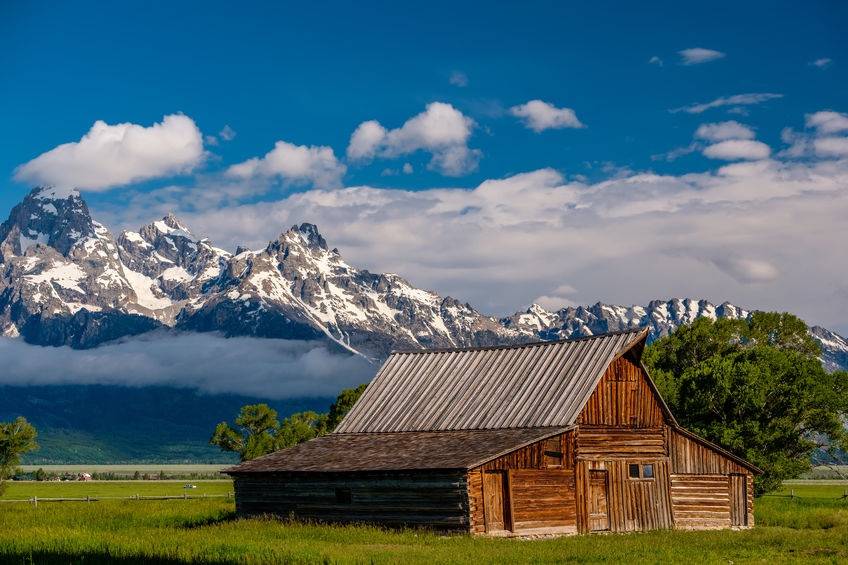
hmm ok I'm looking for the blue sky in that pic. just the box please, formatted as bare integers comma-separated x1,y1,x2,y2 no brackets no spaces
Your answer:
2,1,847,332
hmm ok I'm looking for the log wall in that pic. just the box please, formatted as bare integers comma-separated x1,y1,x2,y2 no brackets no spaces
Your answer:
233,471,469,530
670,474,731,529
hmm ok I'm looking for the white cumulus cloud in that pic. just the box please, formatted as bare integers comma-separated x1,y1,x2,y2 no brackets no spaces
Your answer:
814,137,848,158
695,121,755,142
509,100,584,132
227,140,346,188
679,47,726,65
806,110,848,134
810,58,832,69
346,102,480,176
14,114,204,191
702,140,771,161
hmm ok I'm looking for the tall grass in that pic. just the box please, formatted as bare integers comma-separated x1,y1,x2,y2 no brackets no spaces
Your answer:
0,482,846,564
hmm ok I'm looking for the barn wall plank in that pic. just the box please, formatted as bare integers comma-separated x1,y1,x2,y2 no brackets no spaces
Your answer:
668,429,750,475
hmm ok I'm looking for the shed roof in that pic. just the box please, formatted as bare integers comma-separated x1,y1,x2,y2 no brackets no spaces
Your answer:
225,427,569,473
335,329,648,433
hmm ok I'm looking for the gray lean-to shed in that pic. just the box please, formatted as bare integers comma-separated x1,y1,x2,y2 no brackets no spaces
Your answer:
225,329,760,535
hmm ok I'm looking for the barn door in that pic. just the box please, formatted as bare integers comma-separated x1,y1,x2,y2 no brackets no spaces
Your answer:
483,470,511,532
588,469,610,531
730,474,748,526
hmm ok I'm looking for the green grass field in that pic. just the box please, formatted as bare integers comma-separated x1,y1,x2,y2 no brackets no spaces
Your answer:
0,481,846,564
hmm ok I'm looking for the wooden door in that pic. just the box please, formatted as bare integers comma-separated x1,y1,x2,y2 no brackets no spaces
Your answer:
588,470,610,531
730,474,748,527
483,470,511,532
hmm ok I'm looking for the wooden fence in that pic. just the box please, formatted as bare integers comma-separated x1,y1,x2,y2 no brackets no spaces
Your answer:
0,492,234,506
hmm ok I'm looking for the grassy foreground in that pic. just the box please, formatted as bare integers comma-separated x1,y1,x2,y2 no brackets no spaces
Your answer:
0,482,846,564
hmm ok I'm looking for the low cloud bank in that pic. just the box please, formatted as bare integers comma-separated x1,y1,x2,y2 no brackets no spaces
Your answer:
0,332,376,399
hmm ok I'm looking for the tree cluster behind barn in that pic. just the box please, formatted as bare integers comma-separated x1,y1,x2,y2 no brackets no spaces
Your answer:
225,329,759,535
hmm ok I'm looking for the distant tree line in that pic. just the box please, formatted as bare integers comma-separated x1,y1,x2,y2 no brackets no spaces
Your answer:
210,384,367,461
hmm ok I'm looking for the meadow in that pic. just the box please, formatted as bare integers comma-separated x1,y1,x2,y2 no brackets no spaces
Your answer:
0,481,846,564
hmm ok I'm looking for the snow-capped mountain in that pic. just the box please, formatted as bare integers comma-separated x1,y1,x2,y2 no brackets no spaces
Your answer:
1,186,846,370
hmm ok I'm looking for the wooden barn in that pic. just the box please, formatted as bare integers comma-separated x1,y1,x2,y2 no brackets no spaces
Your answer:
225,329,760,535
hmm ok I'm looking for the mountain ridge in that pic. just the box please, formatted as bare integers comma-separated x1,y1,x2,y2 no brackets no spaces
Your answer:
1,185,846,371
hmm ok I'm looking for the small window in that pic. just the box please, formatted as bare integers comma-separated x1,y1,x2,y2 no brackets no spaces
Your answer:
335,488,351,504
628,464,640,479
642,464,654,479
543,438,563,468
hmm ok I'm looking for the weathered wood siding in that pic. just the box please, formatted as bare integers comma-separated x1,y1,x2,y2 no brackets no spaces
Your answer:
578,354,665,427
233,471,469,530
669,429,750,475
468,431,577,534
575,459,674,532
670,474,731,529
576,426,666,459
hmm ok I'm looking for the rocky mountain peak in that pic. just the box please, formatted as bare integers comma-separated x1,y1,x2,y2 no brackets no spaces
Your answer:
0,185,96,259
287,223,328,251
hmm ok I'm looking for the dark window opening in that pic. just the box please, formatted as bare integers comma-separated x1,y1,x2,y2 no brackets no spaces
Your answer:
629,463,655,479
335,488,352,504
628,464,640,479
642,464,654,478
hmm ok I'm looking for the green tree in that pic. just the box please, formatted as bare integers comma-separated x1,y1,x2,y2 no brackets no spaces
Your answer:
210,385,368,461
327,384,367,430
35,467,46,481
644,313,848,493
0,417,38,494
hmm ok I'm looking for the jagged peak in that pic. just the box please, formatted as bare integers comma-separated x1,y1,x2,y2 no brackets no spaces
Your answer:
527,303,552,315
283,222,328,251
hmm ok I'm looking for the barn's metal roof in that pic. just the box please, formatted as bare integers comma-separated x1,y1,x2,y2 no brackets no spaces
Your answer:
225,427,570,473
334,329,648,433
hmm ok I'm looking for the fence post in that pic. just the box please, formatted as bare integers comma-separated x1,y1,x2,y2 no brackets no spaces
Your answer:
184,492,187,500
86,495,90,503
32,496,37,508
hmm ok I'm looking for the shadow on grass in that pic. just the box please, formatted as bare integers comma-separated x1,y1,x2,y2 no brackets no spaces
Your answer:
177,510,239,529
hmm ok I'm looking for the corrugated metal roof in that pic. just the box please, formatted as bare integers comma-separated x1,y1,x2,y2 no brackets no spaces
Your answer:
335,329,647,433
224,427,570,473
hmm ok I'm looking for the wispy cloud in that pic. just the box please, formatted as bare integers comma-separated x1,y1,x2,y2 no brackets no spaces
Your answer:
449,70,469,87
509,100,584,132
671,93,783,114
648,56,663,67
810,58,832,69
678,47,725,65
